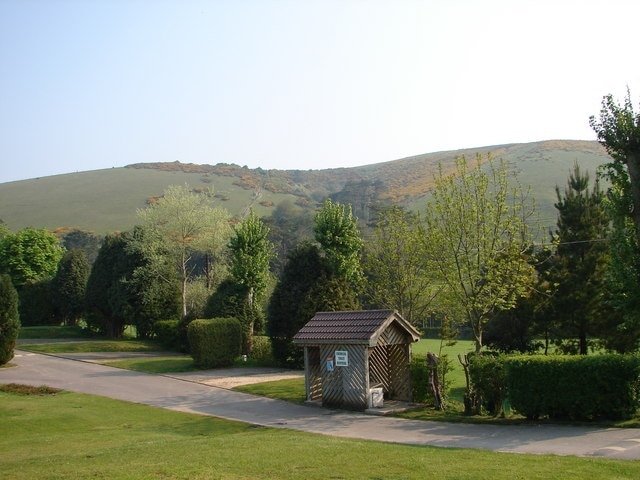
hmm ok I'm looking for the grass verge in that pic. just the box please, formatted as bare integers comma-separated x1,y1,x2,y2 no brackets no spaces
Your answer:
1,386,638,479
18,340,163,354
18,325,94,340
103,356,196,373
15,334,639,427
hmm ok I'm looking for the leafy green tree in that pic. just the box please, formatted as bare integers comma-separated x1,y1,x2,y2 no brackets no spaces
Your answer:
548,164,610,354
18,279,57,326
85,230,179,338
0,227,64,287
267,242,330,367
124,227,182,338
60,229,102,264
421,155,536,353
263,200,314,275
50,249,90,326
84,233,132,337
589,91,640,352
596,215,640,352
136,184,231,319
227,211,275,353
590,90,640,241
313,198,364,286
0,222,10,240
228,212,274,309
363,205,437,326
0,273,20,365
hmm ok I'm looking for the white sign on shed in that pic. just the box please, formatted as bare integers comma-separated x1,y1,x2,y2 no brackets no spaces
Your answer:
335,350,348,367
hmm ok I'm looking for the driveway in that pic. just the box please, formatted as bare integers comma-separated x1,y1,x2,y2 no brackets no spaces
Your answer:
3,350,640,460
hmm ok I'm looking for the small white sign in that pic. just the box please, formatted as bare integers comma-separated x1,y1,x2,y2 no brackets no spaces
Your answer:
335,350,348,367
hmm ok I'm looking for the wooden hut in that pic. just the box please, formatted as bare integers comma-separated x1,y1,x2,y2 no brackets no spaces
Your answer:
292,309,421,411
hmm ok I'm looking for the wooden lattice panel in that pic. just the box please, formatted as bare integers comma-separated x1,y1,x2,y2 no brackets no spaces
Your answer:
319,344,368,410
379,323,411,346
305,347,322,401
368,345,390,390
388,344,412,401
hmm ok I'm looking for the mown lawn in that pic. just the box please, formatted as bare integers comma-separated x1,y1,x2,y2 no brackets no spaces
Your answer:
15,333,640,427
1,386,638,480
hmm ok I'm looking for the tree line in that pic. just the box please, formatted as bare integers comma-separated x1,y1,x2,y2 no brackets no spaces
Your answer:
2,91,640,366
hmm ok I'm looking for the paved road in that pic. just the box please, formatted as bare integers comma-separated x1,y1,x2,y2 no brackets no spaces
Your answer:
3,350,640,460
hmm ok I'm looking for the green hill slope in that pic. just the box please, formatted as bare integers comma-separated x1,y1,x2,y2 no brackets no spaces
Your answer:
0,140,611,235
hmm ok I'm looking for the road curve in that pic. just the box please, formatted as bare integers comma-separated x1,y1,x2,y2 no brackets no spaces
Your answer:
3,350,640,460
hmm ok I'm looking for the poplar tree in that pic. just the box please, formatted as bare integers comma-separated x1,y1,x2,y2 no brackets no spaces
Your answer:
228,211,274,353
313,198,364,287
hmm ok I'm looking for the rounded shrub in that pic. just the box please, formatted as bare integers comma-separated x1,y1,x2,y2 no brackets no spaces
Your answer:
0,274,20,365
187,317,242,368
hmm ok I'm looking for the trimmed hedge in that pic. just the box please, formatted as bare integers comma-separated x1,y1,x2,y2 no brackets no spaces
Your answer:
506,354,640,420
187,318,242,368
468,353,508,416
410,353,430,404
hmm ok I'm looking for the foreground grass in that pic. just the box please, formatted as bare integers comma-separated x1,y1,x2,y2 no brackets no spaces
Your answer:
1,388,638,480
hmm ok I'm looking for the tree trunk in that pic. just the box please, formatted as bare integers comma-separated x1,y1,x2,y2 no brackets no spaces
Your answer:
181,253,188,319
579,332,588,355
427,352,443,410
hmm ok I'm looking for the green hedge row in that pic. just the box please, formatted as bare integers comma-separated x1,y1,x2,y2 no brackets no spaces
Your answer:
468,354,640,420
187,318,242,368
468,353,508,416
507,355,640,420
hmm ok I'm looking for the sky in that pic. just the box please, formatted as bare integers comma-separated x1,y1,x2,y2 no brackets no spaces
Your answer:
1,0,639,184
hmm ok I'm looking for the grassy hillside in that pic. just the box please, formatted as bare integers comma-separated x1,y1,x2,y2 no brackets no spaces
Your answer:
0,140,611,234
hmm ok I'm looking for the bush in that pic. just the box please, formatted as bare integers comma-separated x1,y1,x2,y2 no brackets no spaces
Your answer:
18,280,57,326
187,318,242,368
506,354,640,420
0,274,20,365
153,319,180,349
250,335,274,365
410,354,430,404
468,353,508,416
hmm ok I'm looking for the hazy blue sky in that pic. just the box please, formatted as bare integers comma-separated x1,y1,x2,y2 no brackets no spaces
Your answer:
1,0,639,183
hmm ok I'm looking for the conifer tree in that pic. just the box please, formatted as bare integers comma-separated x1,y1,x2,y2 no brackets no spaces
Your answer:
548,163,610,354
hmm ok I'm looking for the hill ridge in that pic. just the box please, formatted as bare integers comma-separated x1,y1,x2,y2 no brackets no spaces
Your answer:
0,140,610,234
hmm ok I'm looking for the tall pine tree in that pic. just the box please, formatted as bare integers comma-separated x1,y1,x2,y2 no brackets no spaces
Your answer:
549,163,610,354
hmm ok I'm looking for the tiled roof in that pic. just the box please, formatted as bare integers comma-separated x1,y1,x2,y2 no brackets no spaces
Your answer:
293,309,420,345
